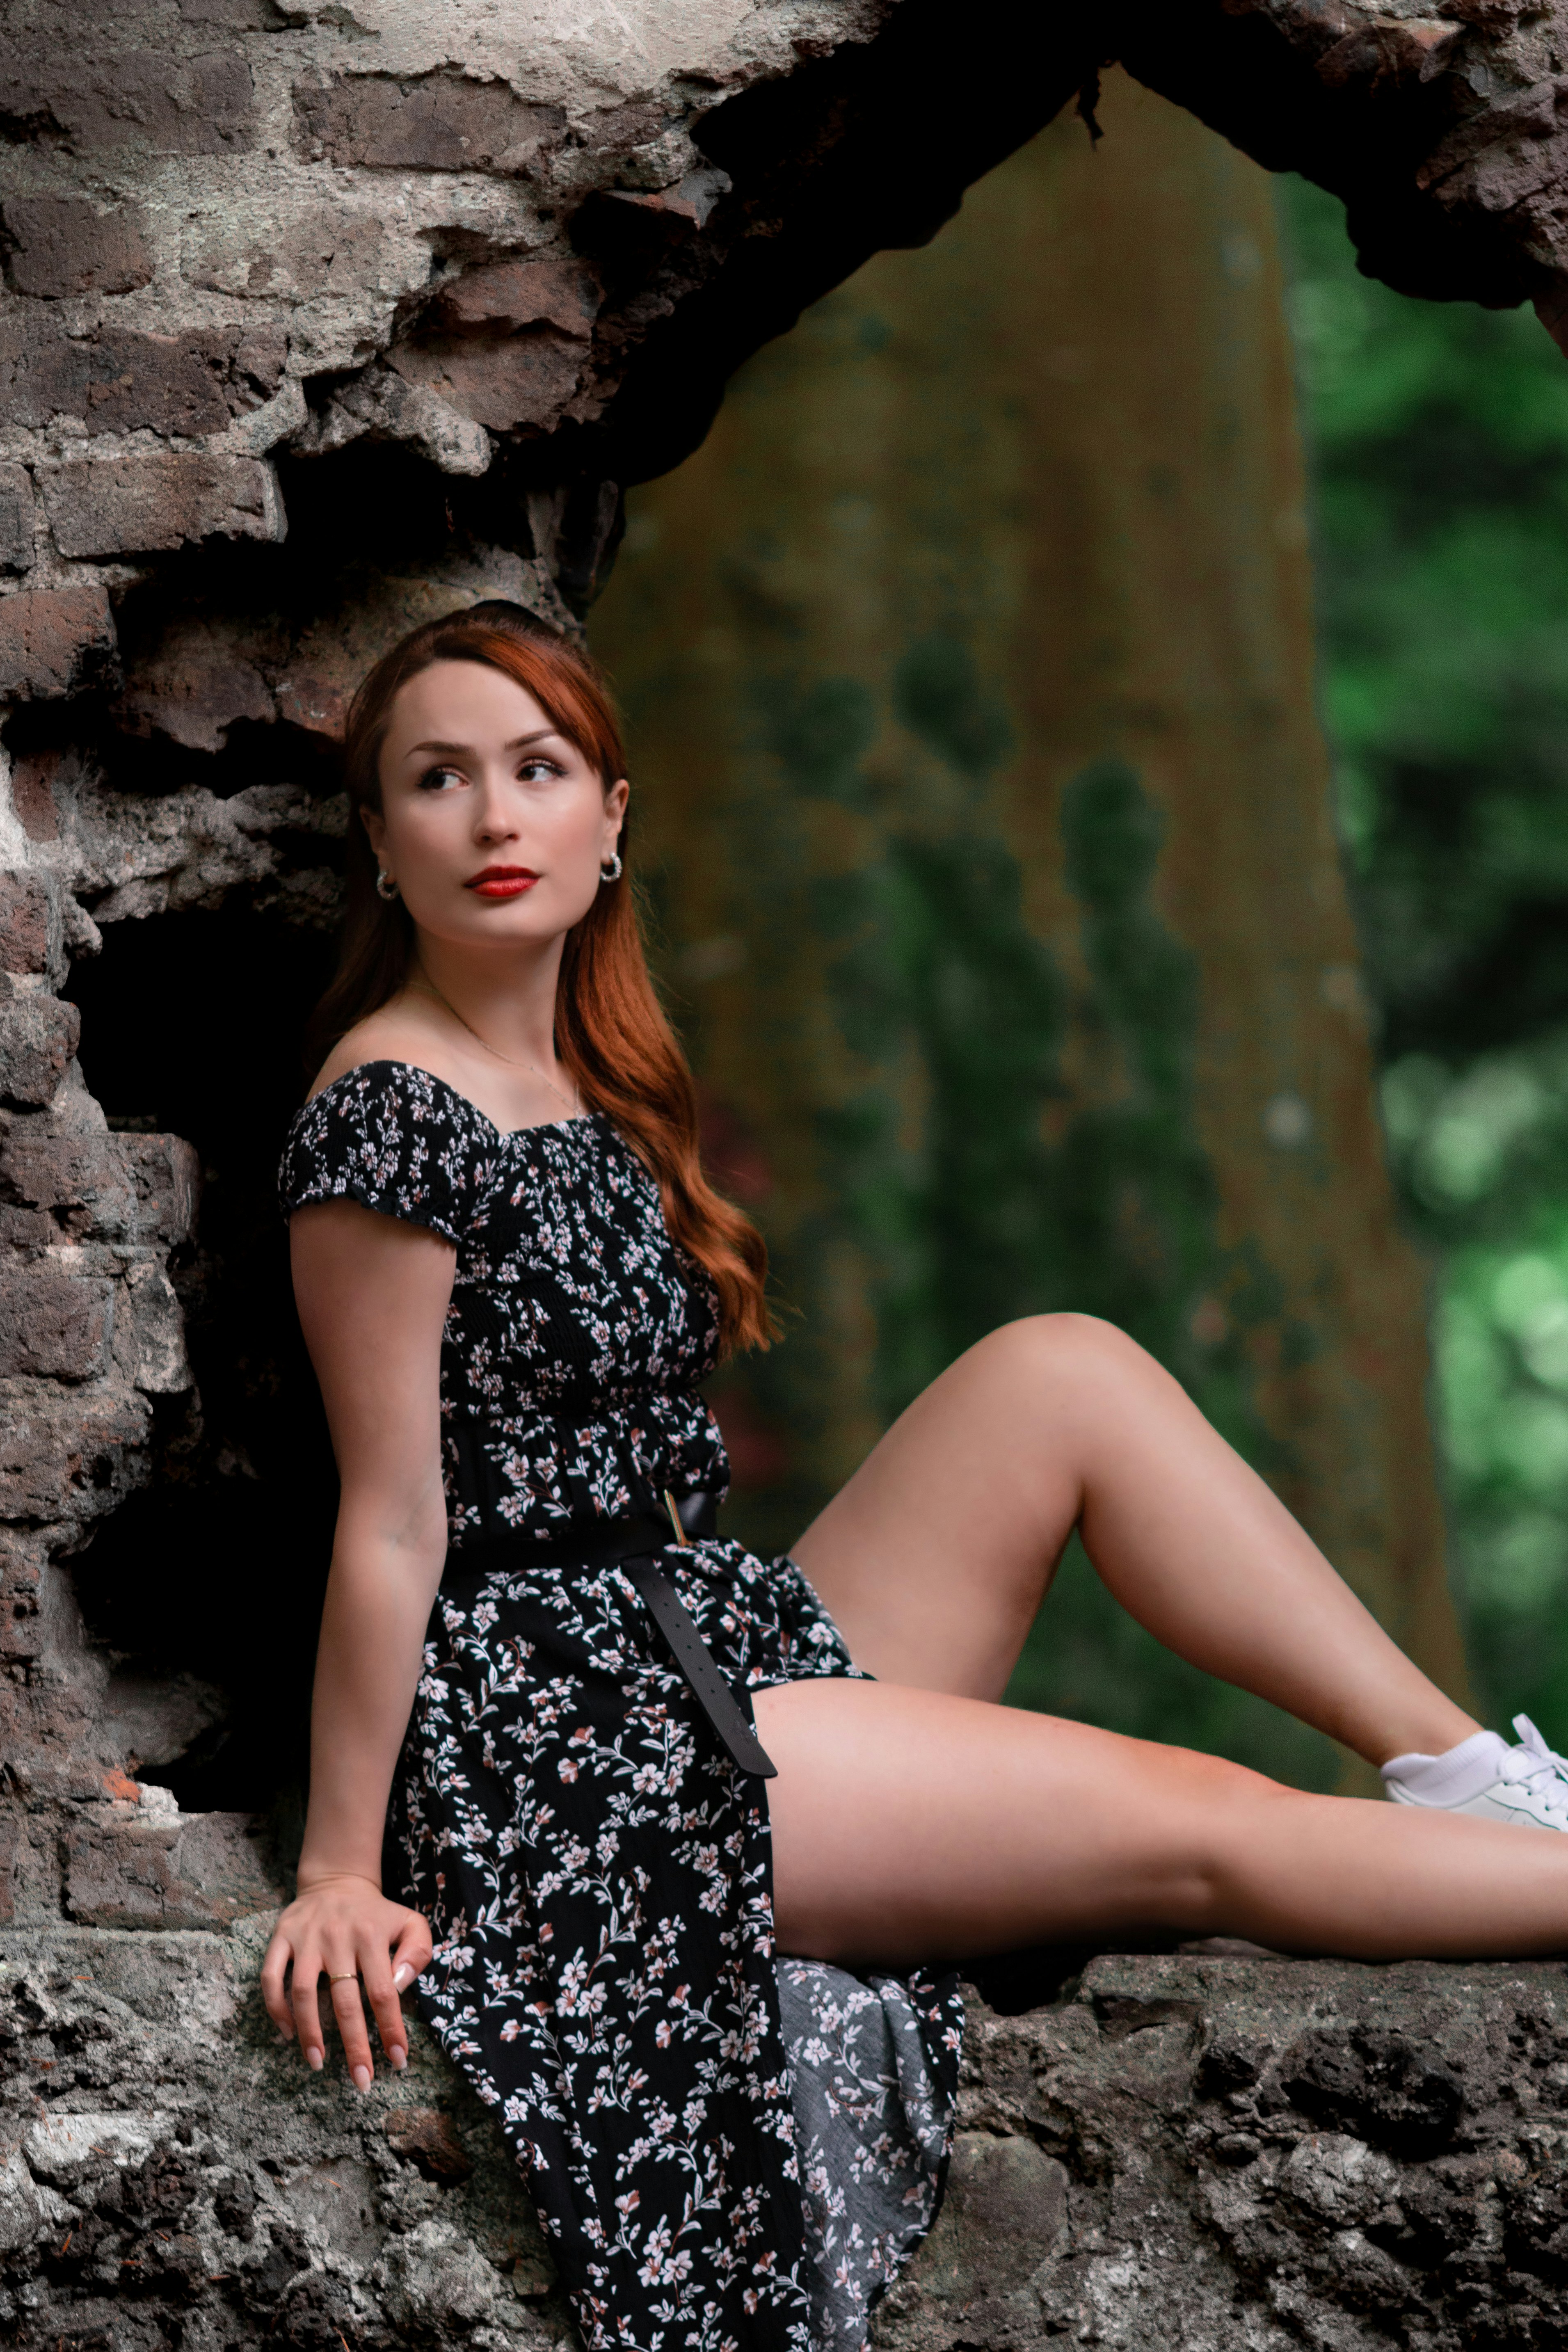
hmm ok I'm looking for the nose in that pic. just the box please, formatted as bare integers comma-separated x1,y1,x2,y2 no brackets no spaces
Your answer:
471,770,521,846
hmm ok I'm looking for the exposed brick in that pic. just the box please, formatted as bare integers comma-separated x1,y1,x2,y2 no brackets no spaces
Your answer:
114,605,283,752
389,330,591,432
10,751,59,841
64,1805,281,1929
0,1206,55,1252
389,258,603,439
2,196,152,297
117,1137,200,1247
0,584,117,700
116,646,275,753
0,873,51,975
83,326,234,437
40,454,283,558
0,465,35,572
0,307,92,429
292,70,563,174
0,986,80,1107
0,1264,113,1380
0,1375,149,1523
437,256,601,337
120,1259,192,1394
0,52,254,155
0,311,240,436
232,322,286,401
0,1535,45,1668
0,1137,135,1234
0,1133,198,1245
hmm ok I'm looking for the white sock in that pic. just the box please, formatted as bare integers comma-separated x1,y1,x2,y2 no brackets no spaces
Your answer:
1381,1727,1515,1807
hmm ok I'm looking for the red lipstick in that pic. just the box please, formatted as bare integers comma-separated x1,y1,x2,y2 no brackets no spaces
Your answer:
466,865,539,900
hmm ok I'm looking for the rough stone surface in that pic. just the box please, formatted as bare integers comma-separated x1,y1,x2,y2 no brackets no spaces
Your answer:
0,1918,574,2350
0,585,115,700
882,1948,1568,2351
3,1932,1568,2350
0,1262,113,1382
2,196,154,300
0,872,50,973
1118,1,1568,350
0,983,80,1109
0,0,1557,639
0,465,35,574
39,455,286,560
64,1792,284,1931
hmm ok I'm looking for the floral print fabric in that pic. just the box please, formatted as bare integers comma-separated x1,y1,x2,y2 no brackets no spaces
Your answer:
279,1062,963,2352
778,1962,959,2350
279,1060,729,1550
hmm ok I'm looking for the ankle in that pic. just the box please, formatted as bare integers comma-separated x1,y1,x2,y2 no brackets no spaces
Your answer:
1364,1707,1483,1772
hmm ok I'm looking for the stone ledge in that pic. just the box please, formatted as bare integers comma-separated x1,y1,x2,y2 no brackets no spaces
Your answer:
880,1948,1568,2352
2,1929,1566,2348
0,1921,574,2350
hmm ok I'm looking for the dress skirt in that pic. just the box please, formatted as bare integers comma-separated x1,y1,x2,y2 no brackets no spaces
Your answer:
386,1531,965,2352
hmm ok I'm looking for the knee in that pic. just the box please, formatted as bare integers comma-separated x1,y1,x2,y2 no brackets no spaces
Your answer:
971,1312,1158,1394
1169,1763,1305,1934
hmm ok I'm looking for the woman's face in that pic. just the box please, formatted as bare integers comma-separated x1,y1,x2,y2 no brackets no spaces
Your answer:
365,658,628,953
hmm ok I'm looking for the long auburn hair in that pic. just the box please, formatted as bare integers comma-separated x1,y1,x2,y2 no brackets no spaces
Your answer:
307,599,773,1356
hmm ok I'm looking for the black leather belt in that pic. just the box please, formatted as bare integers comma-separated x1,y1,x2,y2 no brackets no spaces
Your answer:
444,1493,777,1780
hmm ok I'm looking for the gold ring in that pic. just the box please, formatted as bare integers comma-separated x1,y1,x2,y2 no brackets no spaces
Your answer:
328,1971,359,1984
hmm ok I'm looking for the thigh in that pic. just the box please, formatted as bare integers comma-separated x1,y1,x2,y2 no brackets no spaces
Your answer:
789,1313,1170,1698
753,1674,1278,1968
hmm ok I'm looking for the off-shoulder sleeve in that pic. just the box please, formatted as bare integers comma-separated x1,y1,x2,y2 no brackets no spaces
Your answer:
278,1061,494,1245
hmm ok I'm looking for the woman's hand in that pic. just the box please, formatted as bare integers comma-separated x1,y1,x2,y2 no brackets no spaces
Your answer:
261,1871,434,2088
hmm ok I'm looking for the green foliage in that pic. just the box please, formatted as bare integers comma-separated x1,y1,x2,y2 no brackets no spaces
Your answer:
757,673,879,806
892,635,1014,779
1279,178,1568,1732
1280,180,1568,1063
749,656,1342,1783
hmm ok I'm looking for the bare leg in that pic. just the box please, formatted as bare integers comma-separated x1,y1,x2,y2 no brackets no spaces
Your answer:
790,1314,1477,1767
753,1680,1568,1966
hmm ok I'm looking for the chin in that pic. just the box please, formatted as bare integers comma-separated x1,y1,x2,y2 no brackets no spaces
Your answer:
418,897,568,945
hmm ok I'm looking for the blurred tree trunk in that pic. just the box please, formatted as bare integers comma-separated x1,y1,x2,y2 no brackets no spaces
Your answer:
591,68,1472,1778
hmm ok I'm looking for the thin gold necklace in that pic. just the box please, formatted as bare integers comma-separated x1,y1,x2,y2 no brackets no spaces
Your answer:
408,978,582,1118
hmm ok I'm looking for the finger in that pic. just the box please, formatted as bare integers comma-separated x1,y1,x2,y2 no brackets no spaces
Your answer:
391,1911,434,1993
329,1967,376,2092
260,1934,296,2040
290,1952,327,2071
360,1952,408,2072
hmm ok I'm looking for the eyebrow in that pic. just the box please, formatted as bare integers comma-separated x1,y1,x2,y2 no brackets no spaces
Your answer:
404,728,564,757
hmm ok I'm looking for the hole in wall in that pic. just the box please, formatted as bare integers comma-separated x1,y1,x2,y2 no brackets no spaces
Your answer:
63,901,340,1828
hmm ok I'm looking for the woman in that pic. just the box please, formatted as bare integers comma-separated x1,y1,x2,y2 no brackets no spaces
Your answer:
265,600,1568,2352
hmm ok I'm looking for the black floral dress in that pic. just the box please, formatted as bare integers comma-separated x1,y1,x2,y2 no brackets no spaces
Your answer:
279,1063,963,2352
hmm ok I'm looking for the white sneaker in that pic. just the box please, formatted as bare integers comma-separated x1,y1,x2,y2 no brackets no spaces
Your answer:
1382,1714,1568,1830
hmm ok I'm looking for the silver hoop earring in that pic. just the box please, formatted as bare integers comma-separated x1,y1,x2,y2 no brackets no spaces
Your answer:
599,853,623,884
376,869,400,902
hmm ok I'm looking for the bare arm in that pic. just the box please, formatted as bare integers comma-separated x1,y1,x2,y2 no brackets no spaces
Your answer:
260,1197,457,2086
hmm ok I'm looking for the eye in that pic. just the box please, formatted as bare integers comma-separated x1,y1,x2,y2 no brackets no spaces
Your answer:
518,756,565,783
417,763,466,793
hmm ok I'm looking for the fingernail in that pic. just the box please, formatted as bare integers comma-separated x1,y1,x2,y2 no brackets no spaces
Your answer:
307,2048,324,2072
352,2065,372,2093
390,2046,407,2072
393,1963,413,1991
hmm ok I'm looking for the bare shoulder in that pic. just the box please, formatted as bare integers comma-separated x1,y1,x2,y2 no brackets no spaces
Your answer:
308,997,470,1103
